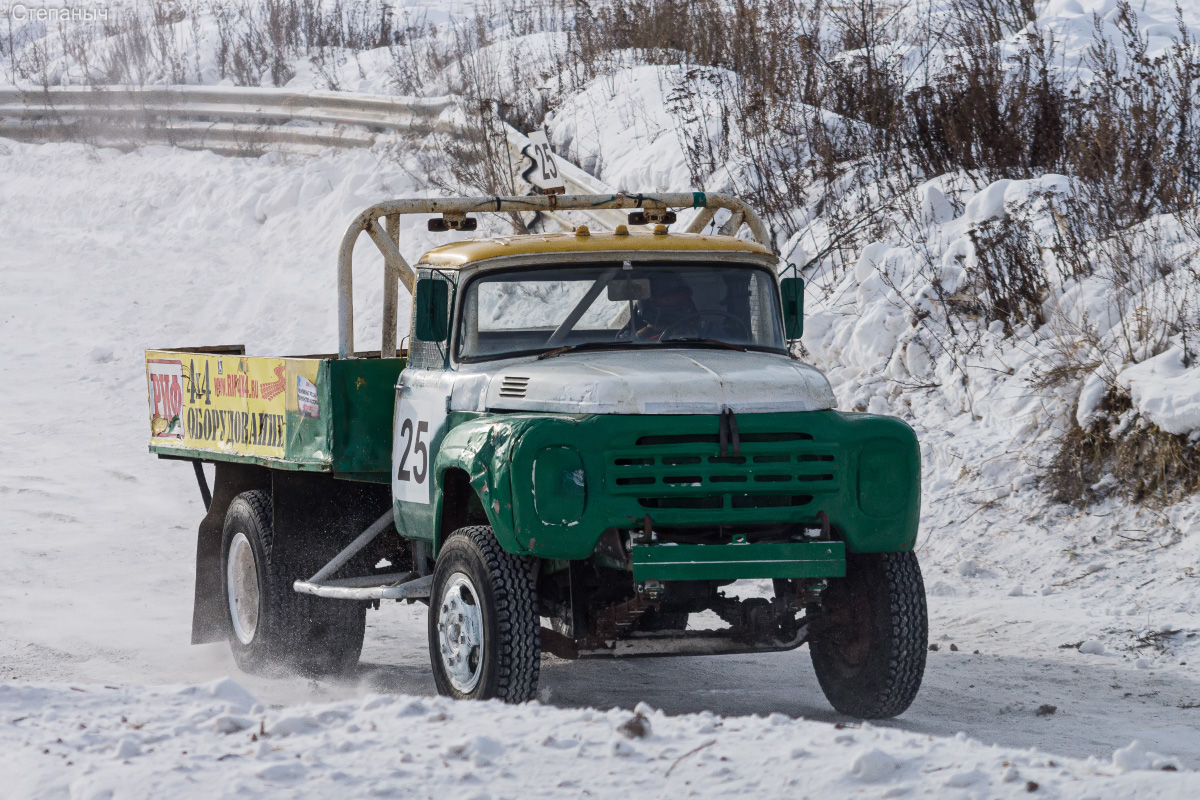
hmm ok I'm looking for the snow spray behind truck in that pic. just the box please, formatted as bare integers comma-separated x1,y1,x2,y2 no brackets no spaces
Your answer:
145,192,926,718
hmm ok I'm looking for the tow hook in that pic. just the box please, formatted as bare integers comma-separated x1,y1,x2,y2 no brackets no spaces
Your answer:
635,580,665,600
803,510,832,540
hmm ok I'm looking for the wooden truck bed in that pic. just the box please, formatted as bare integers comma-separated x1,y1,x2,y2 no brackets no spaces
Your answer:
145,346,403,483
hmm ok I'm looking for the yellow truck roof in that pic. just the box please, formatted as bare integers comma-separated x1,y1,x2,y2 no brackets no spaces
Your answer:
416,229,772,269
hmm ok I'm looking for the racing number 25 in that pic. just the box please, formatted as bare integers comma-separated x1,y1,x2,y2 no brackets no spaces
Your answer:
535,143,558,180
396,418,429,483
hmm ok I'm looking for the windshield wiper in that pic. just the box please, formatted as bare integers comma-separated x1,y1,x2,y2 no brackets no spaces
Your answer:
537,337,746,360
657,337,747,352
537,340,641,360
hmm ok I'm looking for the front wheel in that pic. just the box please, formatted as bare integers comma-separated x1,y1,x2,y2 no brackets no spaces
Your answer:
428,526,540,702
809,551,927,719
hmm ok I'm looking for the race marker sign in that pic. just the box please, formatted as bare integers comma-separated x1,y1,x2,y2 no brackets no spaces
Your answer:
523,130,565,194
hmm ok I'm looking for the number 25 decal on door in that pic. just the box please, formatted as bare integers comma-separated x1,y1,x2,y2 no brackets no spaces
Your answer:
395,417,428,483
392,385,448,504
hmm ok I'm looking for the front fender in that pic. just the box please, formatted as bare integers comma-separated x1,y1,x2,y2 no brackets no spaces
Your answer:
430,413,544,555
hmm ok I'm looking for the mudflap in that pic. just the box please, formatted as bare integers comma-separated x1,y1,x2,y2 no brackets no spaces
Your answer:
191,462,269,644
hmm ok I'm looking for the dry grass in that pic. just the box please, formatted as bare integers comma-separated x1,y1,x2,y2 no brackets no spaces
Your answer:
1049,389,1200,506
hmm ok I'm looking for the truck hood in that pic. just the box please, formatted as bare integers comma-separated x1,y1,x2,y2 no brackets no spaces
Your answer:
479,348,836,415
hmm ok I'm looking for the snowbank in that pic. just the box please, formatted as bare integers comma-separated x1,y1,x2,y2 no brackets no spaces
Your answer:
1116,348,1200,436
0,680,1192,799
547,64,696,192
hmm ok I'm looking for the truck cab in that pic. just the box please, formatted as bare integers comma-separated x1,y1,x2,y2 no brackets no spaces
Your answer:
147,193,926,719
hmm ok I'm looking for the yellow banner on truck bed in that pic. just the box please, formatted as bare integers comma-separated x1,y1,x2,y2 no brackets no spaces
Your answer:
146,350,314,460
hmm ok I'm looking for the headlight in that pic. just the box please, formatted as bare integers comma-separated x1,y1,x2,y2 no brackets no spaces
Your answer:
533,446,587,524
857,439,913,518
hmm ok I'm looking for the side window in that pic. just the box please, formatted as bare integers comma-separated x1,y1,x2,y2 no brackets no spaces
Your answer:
746,271,772,342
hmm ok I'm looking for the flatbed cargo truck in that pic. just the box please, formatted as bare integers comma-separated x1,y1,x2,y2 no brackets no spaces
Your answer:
146,193,926,718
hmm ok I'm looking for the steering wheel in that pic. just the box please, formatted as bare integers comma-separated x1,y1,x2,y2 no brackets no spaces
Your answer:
659,310,752,342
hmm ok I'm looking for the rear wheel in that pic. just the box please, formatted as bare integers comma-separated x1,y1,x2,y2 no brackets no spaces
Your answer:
428,525,540,702
220,490,365,677
809,551,927,719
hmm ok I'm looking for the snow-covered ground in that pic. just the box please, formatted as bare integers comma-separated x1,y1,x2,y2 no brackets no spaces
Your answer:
1,679,1195,799
3,135,1200,796
5,0,1200,794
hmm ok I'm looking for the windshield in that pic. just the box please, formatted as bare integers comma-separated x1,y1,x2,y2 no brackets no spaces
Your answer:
456,261,786,362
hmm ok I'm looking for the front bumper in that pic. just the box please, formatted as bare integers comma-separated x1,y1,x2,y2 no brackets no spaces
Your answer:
630,540,846,582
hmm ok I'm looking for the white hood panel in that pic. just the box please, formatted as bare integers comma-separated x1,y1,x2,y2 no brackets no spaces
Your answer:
479,349,835,415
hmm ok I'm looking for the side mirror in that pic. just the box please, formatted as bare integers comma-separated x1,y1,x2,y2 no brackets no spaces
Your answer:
414,278,449,342
780,277,804,340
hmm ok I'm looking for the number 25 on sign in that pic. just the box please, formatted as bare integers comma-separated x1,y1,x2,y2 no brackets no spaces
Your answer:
523,130,565,194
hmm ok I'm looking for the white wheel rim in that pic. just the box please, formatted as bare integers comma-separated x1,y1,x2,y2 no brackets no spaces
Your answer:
226,532,260,645
437,572,484,693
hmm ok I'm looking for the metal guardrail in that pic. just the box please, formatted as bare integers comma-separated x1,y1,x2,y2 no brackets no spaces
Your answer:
0,85,626,227
0,85,450,151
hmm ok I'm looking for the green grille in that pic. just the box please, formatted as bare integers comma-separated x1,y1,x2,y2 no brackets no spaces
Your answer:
607,431,840,522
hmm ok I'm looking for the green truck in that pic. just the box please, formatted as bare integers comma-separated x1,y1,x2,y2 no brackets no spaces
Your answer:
145,193,926,718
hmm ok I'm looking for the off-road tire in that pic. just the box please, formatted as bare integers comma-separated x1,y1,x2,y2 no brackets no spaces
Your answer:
809,551,927,719
428,525,540,702
220,490,365,677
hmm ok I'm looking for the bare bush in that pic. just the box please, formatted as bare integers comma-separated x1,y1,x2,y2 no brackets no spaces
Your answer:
1049,393,1200,507
966,213,1048,334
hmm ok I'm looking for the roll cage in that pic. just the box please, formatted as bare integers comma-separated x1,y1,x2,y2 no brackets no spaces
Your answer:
335,193,772,360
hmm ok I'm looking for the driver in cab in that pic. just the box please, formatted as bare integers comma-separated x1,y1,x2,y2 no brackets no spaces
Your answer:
635,275,698,341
